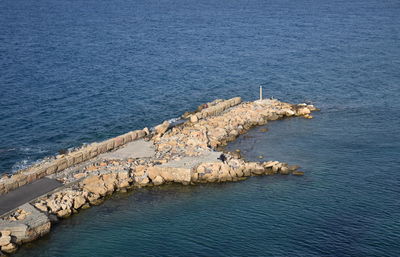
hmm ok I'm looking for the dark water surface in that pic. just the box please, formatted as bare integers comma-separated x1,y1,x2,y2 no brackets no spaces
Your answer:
2,0,400,256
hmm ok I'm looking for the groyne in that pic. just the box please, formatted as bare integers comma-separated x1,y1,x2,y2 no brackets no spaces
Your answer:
0,97,317,255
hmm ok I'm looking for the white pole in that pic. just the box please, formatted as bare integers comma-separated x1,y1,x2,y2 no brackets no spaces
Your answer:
259,85,263,101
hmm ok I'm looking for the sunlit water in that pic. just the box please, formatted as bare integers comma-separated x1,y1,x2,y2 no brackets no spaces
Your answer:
2,0,400,256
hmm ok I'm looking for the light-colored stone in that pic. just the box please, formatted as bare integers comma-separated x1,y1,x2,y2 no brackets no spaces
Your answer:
279,166,290,175
56,208,72,218
155,121,170,135
0,236,11,246
138,177,150,186
152,176,165,186
190,115,198,123
82,176,108,196
1,243,17,254
73,195,86,210
297,107,311,115
0,232,10,237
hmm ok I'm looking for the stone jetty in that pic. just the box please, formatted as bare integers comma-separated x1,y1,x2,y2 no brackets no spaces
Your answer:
0,97,317,255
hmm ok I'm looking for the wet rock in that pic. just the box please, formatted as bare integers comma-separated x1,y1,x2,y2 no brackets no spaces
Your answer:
87,193,101,204
137,177,150,186
1,243,17,254
297,107,311,116
56,208,72,219
279,166,290,175
152,176,165,186
292,171,305,176
73,195,86,210
288,165,300,171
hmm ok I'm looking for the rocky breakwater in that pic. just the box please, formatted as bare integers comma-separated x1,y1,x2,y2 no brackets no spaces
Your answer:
153,98,317,159
0,129,147,196
29,155,304,221
0,97,316,255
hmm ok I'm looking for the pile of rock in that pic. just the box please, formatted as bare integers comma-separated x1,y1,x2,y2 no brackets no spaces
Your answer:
2,209,30,222
0,230,16,255
153,99,317,160
34,189,90,218
31,153,304,224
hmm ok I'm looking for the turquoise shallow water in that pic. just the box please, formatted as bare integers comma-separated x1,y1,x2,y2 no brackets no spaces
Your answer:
1,0,400,255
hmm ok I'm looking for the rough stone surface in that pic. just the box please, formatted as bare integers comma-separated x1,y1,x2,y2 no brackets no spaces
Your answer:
1,242,17,254
0,203,51,245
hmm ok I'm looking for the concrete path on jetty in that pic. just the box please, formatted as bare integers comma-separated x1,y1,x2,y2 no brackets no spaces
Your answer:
0,178,62,216
99,139,156,160
0,140,156,217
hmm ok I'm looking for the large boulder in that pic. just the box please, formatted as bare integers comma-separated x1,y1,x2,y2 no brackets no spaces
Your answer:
82,176,108,196
152,176,165,186
102,173,117,194
73,195,86,210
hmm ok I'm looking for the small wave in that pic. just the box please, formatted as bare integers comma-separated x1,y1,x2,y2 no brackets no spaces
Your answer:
19,147,48,154
11,159,32,173
167,117,181,123
10,157,45,173
0,148,16,153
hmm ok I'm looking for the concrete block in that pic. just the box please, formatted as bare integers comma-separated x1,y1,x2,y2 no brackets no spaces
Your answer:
26,172,37,183
130,131,138,141
98,142,108,154
116,136,125,147
45,163,58,175
17,176,28,187
123,133,132,144
56,158,68,171
136,130,145,138
81,148,91,161
65,156,74,167
106,139,114,151
71,152,83,165
89,145,99,158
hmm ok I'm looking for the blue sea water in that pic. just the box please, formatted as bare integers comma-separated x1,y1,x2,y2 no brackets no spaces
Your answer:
1,0,400,256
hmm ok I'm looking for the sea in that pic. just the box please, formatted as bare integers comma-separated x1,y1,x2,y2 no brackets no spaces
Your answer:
1,0,399,256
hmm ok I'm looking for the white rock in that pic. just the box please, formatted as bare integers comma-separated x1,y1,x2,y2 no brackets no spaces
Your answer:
0,236,11,246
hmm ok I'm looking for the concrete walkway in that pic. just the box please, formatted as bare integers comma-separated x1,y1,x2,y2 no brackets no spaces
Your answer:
99,139,156,160
161,151,222,169
0,178,62,216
